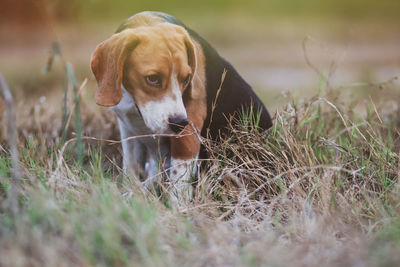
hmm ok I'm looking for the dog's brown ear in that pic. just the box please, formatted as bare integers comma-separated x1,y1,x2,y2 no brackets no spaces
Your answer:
182,34,201,102
91,30,139,106
184,35,197,81
182,33,208,102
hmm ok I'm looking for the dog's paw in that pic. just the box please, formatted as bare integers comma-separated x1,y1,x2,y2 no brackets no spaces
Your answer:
169,182,193,208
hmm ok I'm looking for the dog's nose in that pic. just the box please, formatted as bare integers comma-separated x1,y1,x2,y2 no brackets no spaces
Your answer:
168,117,189,133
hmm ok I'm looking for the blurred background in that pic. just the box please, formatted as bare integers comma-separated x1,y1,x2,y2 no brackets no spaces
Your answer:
0,0,399,109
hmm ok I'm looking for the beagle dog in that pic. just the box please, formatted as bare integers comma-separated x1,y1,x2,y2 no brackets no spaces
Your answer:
91,11,272,203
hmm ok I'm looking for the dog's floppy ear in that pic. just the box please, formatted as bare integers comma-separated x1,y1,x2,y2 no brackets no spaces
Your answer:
90,30,139,106
184,35,197,81
182,34,202,101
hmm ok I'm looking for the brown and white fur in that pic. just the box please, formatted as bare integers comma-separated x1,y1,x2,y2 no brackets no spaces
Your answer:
91,11,272,205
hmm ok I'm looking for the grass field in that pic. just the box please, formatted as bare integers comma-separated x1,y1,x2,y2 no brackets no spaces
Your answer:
1,70,400,266
1,1,400,266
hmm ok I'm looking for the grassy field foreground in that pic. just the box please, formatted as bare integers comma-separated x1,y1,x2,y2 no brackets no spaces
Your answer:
0,75,400,266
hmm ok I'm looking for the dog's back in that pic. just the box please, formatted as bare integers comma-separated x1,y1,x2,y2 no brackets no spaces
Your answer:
182,26,272,139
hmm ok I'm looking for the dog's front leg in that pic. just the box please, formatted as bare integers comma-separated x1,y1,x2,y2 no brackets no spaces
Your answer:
142,137,171,190
169,99,205,205
118,120,147,179
169,155,198,204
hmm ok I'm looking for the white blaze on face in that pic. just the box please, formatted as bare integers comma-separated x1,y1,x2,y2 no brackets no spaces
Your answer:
139,74,187,134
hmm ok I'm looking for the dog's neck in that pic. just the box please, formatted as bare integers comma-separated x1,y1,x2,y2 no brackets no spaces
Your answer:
112,86,170,161
112,86,149,135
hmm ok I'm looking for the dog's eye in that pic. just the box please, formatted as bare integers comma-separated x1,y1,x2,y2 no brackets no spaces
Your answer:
146,75,162,88
183,74,191,87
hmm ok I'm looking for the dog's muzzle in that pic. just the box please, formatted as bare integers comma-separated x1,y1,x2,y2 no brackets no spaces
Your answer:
168,117,189,134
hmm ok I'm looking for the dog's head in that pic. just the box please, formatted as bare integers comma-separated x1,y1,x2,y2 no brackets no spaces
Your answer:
91,23,197,134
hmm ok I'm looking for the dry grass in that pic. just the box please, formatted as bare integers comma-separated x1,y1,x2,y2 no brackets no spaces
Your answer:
0,73,400,266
